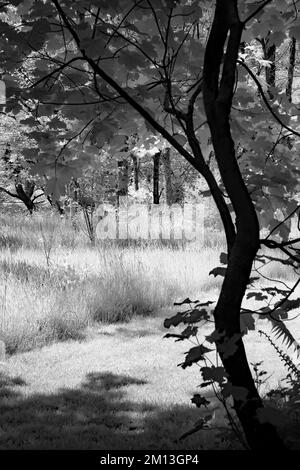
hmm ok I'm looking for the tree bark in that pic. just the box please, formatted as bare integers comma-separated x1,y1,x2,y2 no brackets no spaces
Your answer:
116,159,129,205
1,145,36,213
132,154,139,191
203,0,285,449
15,182,36,213
162,148,173,206
153,151,160,204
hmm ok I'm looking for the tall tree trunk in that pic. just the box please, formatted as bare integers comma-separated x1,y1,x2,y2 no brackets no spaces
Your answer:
132,154,139,191
162,148,173,206
153,151,160,204
203,0,285,449
116,159,129,205
286,37,296,102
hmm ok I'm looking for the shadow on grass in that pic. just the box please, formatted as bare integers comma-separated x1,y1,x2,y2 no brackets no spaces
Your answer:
114,327,160,339
0,371,230,450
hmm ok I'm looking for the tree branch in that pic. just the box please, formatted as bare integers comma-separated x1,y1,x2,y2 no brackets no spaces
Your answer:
243,0,273,25
238,60,300,138
52,0,236,250
29,57,82,89
264,204,300,240
0,187,20,199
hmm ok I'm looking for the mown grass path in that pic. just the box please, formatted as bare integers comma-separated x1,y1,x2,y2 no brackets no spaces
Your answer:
0,313,294,450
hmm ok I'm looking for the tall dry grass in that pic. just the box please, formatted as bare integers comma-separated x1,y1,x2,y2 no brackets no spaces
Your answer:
0,211,225,354
0,209,298,355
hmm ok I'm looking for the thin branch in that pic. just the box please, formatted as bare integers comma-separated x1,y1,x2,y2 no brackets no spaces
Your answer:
53,0,198,166
32,192,45,202
146,0,166,46
278,245,300,264
264,205,300,240
55,116,95,165
238,60,300,138
52,0,236,250
38,100,104,106
0,187,20,199
29,58,83,89
102,0,145,48
86,7,160,69
243,0,274,24
51,1,81,45
92,7,100,39
261,237,300,249
57,11,68,62
187,77,203,118
266,277,300,317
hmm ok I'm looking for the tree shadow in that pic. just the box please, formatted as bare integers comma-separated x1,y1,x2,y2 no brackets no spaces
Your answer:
0,371,230,450
113,327,159,338
95,316,167,340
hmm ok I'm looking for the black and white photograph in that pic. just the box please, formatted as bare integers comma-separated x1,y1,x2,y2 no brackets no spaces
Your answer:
0,0,299,456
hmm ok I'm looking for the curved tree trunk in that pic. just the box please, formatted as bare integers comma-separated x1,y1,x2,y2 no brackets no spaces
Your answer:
203,0,286,449
53,0,285,448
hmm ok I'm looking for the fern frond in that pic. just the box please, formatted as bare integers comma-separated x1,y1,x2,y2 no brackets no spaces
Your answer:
259,330,300,380
269,318,300,356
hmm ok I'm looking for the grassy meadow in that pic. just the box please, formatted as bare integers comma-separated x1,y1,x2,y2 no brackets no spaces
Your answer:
1,209,300,450
0,209,298,355
0,210,226,354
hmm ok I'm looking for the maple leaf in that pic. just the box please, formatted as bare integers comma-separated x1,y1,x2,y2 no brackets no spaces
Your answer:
174,298,199,305
178,345,212,369
191,394,210,408
164,312,185,329
200,366,227,385
209,267,227,277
